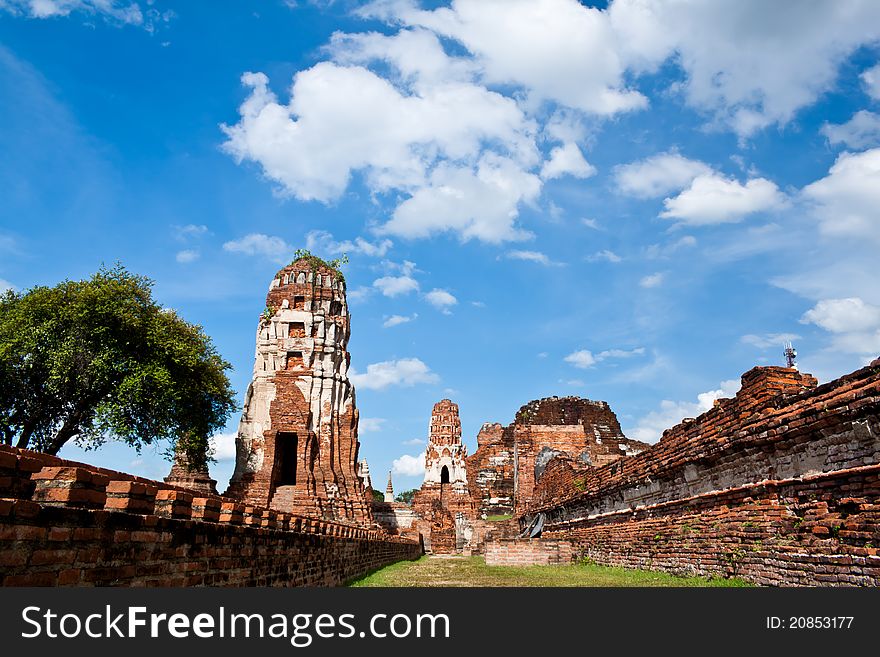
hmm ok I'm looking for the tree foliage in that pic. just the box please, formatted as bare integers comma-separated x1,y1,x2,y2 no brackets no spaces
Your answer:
395,489,417,505
370,488,385,503
0,264,237,462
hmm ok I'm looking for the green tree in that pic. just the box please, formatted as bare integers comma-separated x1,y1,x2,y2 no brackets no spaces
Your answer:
395,489,417,505
371,489,385,503
0,264,237,464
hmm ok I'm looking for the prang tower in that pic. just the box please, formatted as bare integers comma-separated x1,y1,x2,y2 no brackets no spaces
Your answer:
226,256,371,525
411,399,477,552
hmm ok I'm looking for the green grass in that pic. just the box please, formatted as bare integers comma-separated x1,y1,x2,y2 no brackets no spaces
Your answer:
486,514,513,522
349,555,752,587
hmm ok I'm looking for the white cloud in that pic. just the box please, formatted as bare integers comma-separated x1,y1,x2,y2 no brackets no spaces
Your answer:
587,249,622,263
424,288,457,313
821,111,880,150
564,349,596,369
391,452,425,477
349,357,439,390
210,432,238,461
0,279,15,294
801,297,880,357
580,217,600,230
222,55,540,243
504,250,563,266
645,235,697,259
564,345,645,369
377,156,540,243
402,438,425,447
540,142,596,180
862,63,880,100
1,0,175,31
627,379,740,443
175,249,199,264
596,347,645,360
383,313,417,328
561,379,585,387
172,224,209,241
370,0,648,115
801,148,880,242
223,233,291,264
359,417,386,433
740,333,801,350
306,229,392,258
801,298,880,334
613,151,712,198
661,174,786,225
639,272,665,288
610,0,880,136
373,274,419,297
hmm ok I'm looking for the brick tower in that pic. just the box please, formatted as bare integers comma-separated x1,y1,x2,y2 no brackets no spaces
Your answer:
225,256,371,525
412,399,478,552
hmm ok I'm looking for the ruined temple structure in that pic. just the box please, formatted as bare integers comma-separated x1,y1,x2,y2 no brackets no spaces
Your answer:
514,363,880,585
164,442,218,496
410,400,479,553
466,396,650,517
225,257,371,525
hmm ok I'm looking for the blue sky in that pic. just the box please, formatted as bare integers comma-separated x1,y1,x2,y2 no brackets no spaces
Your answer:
2,1,880,494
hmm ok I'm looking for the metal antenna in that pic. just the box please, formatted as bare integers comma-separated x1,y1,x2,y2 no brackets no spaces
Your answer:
783,341,797,369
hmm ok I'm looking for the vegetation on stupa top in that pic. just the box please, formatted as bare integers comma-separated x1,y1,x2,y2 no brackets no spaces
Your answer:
0,263,236,465
290,248,348,283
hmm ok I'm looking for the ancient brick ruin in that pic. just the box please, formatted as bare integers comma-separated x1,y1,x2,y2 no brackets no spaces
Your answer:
0,444,419,586
466,396,649,518
519,364,880,585
225,258,370,525
410,400,479,553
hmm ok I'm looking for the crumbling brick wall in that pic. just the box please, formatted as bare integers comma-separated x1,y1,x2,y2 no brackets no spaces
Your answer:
0,445,421,587
526,364,880,586
484,538,573,566
466,397,649,518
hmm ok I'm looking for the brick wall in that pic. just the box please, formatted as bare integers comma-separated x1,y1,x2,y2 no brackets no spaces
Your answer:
484,539,573,566
0,445,421,587
527,364,880,586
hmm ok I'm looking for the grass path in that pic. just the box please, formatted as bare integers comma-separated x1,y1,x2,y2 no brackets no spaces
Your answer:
349,555,750,587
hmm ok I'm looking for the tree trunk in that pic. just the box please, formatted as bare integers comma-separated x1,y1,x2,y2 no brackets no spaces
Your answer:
46,414,82,455
15,420,35,450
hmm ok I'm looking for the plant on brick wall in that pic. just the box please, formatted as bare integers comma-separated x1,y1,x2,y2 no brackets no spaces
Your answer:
291,249,349,283
0,264,237,457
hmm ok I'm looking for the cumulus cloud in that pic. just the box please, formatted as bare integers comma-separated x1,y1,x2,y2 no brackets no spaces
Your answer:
639,272,665,288
175,249,199,264
610,0,880,136
627,379,741,443
801,298,880,357
306,230,392,258
367,0,649,115
821,111,880,150
613,151,712,198
424,288,458,313
383,313,417,328
392,452,426,477
210,432,238,461
349,357,439,390
564,346,644,369
660,174,786,225
540,142,596,180
504,250,564,266
223,233,291,264
740,333,801,350
373,260,419,297
862,63,880,100
802,148,880,242
359,417,386,433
